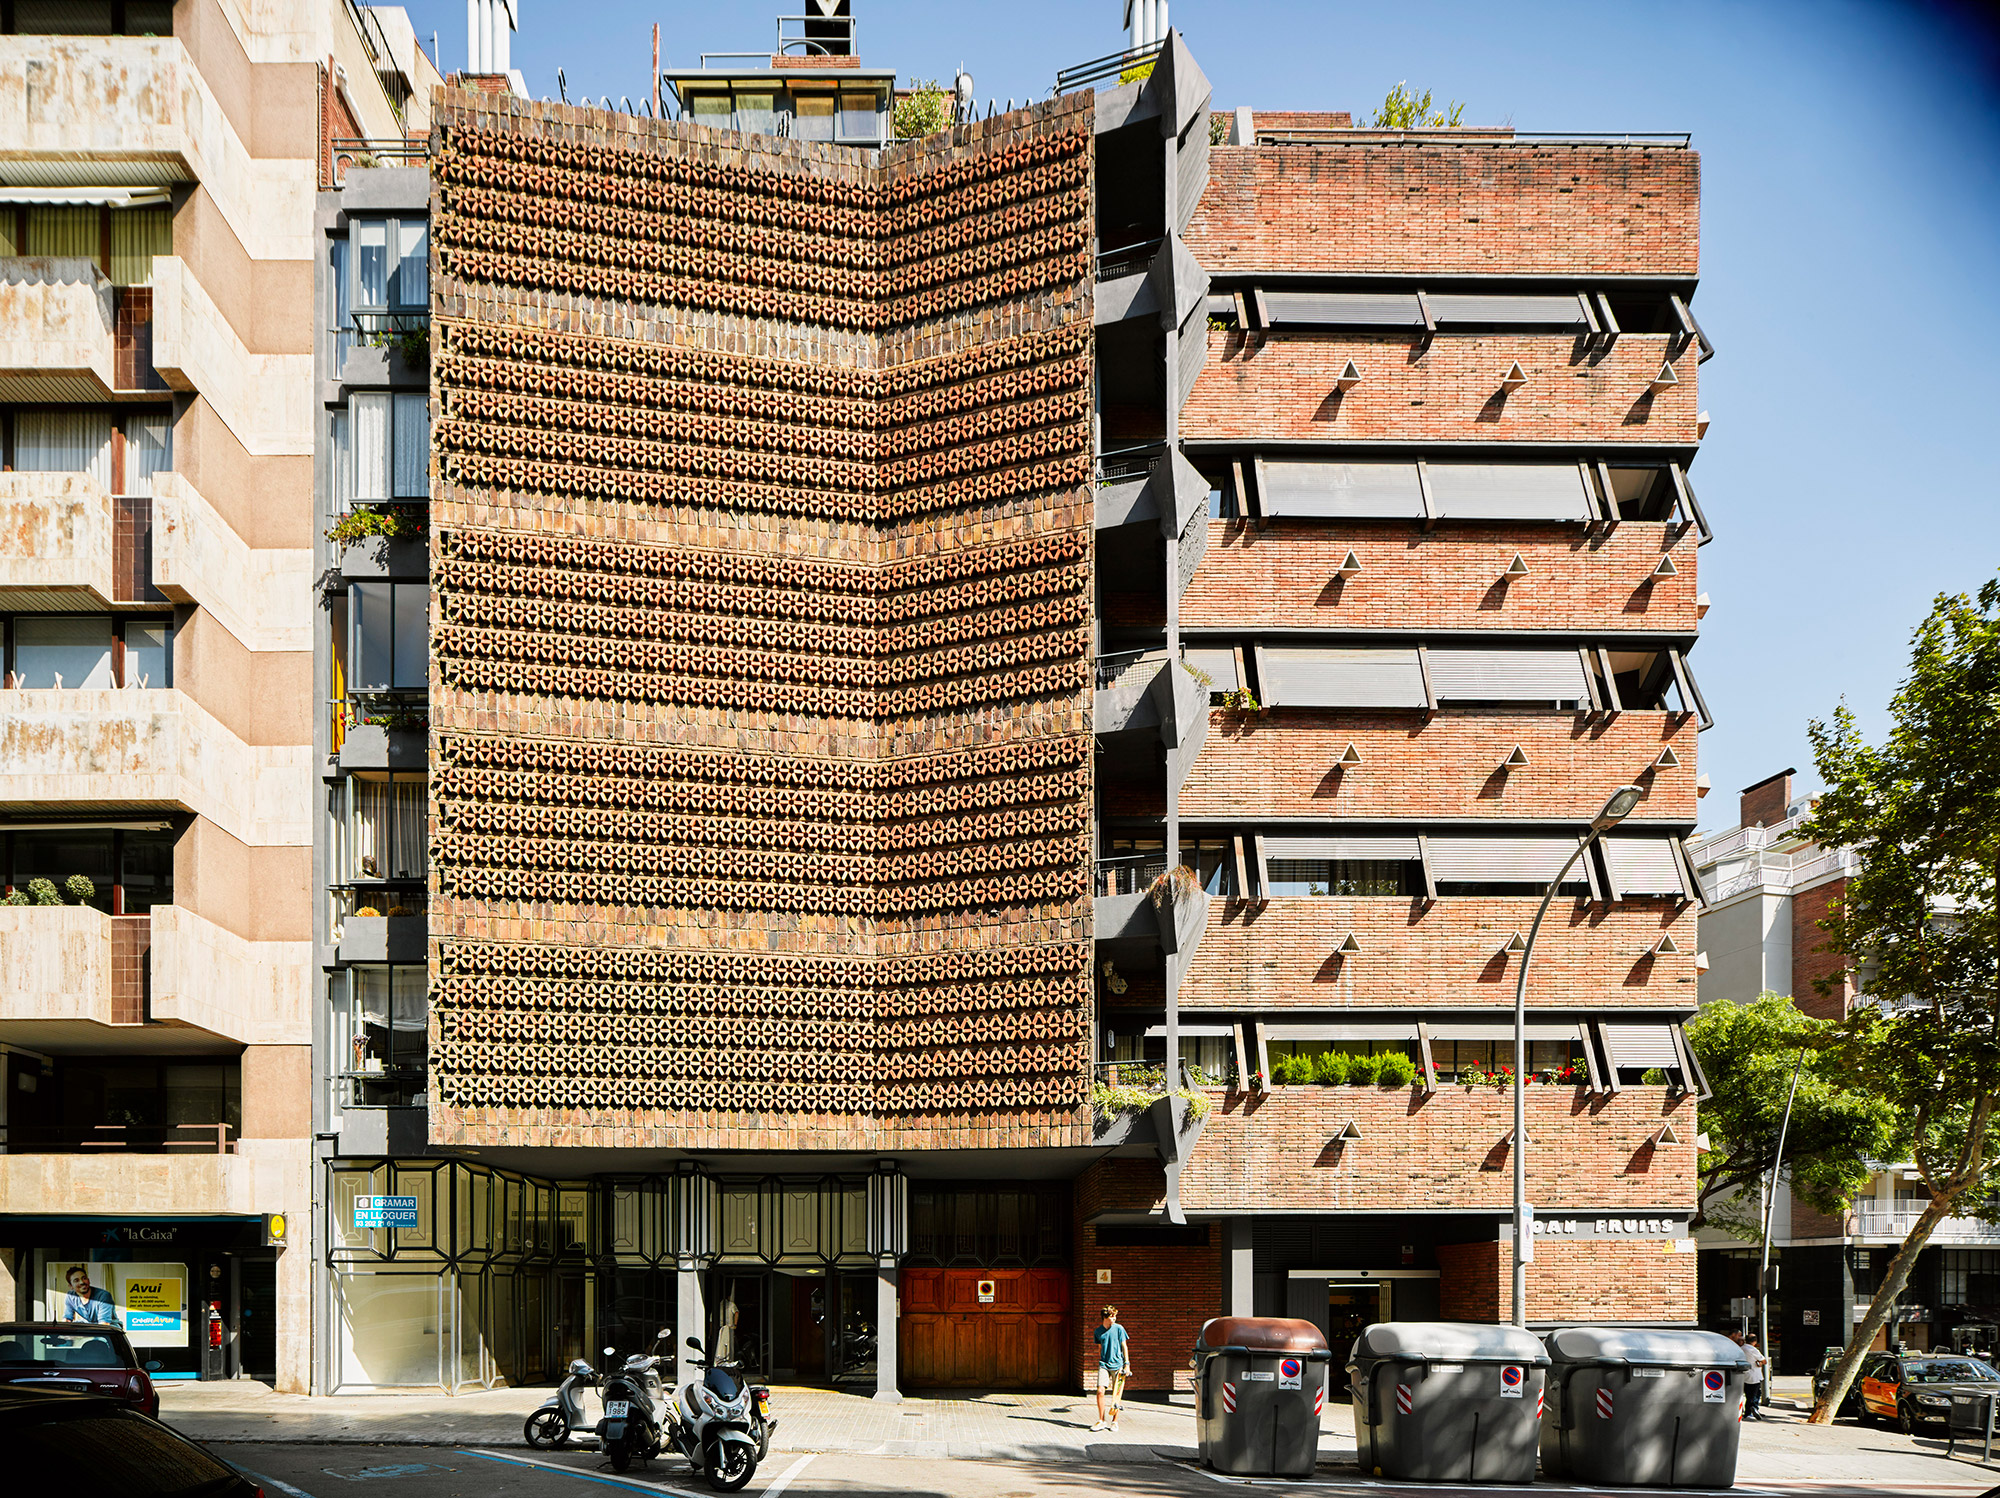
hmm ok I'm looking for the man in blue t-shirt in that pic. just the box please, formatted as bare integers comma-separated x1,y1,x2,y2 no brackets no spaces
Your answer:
61,1265,120,1326
1091,1304,1129,1432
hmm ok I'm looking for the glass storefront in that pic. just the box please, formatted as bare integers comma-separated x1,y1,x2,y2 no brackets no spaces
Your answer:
324,1162,898,1392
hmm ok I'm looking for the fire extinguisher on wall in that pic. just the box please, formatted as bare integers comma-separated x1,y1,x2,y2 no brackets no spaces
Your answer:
202,1301,225,1381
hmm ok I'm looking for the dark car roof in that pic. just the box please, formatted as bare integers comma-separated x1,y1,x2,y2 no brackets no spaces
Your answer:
0,1323,134,1340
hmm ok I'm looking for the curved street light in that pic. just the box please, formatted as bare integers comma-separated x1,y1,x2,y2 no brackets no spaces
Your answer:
1512,785,1645,1327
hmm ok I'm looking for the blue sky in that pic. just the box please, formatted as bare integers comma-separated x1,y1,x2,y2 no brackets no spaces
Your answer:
394,1,2000,830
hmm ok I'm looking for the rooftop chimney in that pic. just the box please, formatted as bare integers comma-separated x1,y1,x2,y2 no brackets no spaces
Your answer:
1124,0,1169,51
466,0,517,75
1738,768,1795,831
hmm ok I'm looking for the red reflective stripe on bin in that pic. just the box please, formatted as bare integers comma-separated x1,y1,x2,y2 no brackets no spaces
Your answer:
1314,1383,1325,1415
1596,1387,1614,1420
1396,1383,1413,1414
1536,1387,1545,1418
1222,1381,1236,1413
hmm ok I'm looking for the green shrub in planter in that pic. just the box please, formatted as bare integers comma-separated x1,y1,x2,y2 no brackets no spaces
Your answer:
1347,1052,1386,1085
1,890,28,906
27,878,60,906
1271,1054,1313,1085
1311,1049,1352,1084
64,873,95,905
1376,1052,1419,1087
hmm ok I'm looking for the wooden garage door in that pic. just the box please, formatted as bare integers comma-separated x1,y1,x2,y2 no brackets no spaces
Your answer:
900,1268,1071,1390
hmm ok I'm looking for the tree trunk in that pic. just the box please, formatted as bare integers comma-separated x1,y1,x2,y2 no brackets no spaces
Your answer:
1809,1192,1956,1423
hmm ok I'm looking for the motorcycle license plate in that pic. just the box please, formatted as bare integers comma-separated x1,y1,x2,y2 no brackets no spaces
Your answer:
605,1401,630,1418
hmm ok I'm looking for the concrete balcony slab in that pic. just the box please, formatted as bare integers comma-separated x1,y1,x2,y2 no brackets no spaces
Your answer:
0,469,116,606
0,688,310,848
0,255,115,399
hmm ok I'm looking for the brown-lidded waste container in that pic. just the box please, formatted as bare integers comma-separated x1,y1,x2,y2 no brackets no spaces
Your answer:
1348,1322,1550,1483
1191,1317,1333,1477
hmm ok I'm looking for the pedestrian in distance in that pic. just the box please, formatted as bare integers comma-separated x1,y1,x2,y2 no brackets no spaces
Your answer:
1734,1331,1767,1419
1091,1304,1129,1433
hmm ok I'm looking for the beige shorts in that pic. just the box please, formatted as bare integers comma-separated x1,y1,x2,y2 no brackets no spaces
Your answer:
1097,1366,1127,1399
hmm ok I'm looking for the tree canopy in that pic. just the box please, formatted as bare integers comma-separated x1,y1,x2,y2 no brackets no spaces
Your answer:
1372,82,1465,129
1684,994,1904,1238
1803,576,2000,1421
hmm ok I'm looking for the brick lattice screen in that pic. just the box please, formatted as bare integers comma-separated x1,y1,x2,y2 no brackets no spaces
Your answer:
427,91,1097,1150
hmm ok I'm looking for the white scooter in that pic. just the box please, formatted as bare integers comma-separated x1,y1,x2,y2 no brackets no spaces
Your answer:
667,1335,768,1493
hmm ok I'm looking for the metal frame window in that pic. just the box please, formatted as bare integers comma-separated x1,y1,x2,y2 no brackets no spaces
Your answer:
344,581,430,693
1,824,174,912
0,3,175,35
330,392,431,508
331,965,428,1109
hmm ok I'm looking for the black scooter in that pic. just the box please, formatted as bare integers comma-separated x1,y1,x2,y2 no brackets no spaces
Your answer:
597,1329,672,1473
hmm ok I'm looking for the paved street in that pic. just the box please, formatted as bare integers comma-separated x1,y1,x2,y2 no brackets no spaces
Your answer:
162,1382,1985,1498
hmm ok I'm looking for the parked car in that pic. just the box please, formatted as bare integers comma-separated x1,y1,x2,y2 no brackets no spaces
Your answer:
3,1386,261,1498
1813,1346,1863,1419
1856,1351,2000,1434
0,1323,160,1418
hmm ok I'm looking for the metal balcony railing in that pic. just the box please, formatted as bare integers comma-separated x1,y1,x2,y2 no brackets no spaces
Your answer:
1097,237,1163,282
1095,647,1166,691
1096,441,1169,488
776,12,855,57
1853,1206,2000,1243
1096,854,1166,898
1054,41,1163,96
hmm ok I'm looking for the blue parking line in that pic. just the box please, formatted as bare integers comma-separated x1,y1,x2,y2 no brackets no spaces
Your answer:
238,1470,319,1498
460,1449,704,1498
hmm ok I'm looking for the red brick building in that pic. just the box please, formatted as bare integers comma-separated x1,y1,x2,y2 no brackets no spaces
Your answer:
315,25,1711,1396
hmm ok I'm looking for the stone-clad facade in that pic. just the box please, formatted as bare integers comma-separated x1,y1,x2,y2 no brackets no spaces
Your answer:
426,91,1098,1151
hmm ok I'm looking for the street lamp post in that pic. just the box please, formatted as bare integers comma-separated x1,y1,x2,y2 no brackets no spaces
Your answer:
1511,784,1646,1328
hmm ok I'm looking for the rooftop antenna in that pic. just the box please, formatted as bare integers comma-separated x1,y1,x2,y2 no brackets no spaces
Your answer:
557,66,568,103
652,23,661,118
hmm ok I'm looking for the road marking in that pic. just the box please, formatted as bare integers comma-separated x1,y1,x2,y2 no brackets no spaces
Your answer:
239,1472,317,1498
461,1448,708,1498
756,1454,814,1497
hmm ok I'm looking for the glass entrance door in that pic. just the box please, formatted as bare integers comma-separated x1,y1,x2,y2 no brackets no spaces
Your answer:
1327,1283,1382,1352
829,1272,877,1386
708,1273,769,1375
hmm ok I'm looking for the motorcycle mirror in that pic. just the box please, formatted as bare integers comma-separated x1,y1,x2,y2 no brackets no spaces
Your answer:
602,1346,617,1360
685,1336,704,1352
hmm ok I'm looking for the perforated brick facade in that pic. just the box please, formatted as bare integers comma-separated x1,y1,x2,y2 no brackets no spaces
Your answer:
426,91,1099,1151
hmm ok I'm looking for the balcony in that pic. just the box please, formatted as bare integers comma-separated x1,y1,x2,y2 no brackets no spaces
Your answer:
1095,442,1209,536
0,38,315,261
0,471,114,604
1096,649,1209,784
0,906,145,1029
152,472,313,652
0,1151,258,1214
1852,1206,2000,1246
0,689,311,849
0,257,115,398
1093,233,1209,330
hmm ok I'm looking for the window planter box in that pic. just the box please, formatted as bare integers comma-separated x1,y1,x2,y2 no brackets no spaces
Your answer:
337,724,427,771
335,913,426,965
339,537,428,580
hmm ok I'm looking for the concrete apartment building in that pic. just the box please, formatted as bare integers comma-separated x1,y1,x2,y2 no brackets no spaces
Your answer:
307,4,1717,1397
1692,769,1986,1369
0,0,435,1393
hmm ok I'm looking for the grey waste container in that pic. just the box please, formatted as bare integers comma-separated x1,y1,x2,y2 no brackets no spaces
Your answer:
1347,1321,1549,1483
1541,1326,1750,1487
1192,1317,1333,1477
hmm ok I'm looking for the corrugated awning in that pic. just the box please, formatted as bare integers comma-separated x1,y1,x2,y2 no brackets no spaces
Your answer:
1602,838,1693,899
1256,645,1427,709
1426,463,1594,523
1600,1023,1681,1071
1263,835,1421,862
0,187,171,207
1261,290,1424,328
1427,293,1590,328
1425,649,1589,703
1262,460,1426,520
1425,836,1581,884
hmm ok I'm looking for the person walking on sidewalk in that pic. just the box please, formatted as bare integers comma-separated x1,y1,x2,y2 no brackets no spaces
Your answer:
1092,1305,1129,1433
1737,1332,1767,1419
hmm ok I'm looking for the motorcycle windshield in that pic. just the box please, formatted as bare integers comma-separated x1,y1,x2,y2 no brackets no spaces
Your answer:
704,1367,742,1402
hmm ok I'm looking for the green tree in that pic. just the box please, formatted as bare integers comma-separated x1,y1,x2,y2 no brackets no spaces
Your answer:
893,80,952,140
1683,995,1904,1237
1803,577,2000,1424
1372,82,1465,130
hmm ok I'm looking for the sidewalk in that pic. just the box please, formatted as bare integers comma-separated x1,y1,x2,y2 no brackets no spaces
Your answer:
159,1380,1202,1461
158,1377,1980,1489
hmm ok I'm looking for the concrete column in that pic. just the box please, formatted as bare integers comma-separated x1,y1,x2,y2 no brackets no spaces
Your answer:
1227,1217,1254,1317
675,1261,706,1386
873,1263,900,1401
